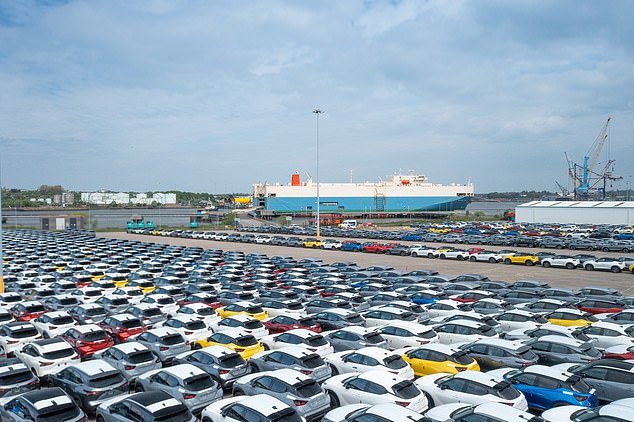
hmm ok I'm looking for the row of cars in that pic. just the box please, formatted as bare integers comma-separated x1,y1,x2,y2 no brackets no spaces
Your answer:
235,221,634,253
1,229,634,421
137,228,634,274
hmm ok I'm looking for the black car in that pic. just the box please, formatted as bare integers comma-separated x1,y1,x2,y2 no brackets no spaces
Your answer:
0,358,39,397
0,387,85,421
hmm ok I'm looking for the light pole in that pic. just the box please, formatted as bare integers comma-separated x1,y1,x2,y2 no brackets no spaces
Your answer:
313,109,324,237
0,159,3,291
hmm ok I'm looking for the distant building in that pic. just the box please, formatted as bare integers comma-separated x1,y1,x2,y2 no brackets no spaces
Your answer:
516,201,634,225
81,191,176,205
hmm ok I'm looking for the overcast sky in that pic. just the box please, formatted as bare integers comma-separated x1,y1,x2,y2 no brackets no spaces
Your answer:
1,0,633,193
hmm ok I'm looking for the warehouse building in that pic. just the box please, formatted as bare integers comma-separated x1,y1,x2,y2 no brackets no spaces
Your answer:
515,201,634,225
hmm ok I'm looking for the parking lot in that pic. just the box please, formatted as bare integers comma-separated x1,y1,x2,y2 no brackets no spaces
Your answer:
107,232,634,294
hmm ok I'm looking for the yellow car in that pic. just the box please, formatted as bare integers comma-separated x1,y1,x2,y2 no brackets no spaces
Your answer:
502,253,540,266
544,309,596,327
216,302,268,321
194,329,265,359
402,344,480,377
629,263,634,274
127,280,156,294
302,238,324,248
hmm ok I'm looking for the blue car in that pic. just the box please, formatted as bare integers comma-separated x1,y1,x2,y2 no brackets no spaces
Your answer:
409,291,443,305
490,365,598,411
401,233,422,241
341,241,363,252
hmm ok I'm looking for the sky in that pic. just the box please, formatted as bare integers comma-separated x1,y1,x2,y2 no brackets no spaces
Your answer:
0,0,633,194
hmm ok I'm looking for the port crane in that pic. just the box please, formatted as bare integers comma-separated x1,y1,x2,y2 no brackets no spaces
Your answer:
564,117,622,200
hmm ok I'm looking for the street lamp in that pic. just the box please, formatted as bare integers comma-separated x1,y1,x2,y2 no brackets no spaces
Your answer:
313,109,324,237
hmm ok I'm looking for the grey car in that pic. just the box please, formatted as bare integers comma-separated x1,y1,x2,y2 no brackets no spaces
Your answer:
249,347,332,383
68,303,108,324
48,360,129,415
0,358,40,397
94,341,161,383
232,368,331,421
136,364,222,413
134,328,190,365
459,339,539,370
95,296,131,315
304,298,352,315
41,295,82,311
557,359,634,403
527,335,601,365
312,309,366,331
0,387,86,422
324,327,389,352
366,292,409,307
173,346,251,389
125,304,168,328
96,390,195,422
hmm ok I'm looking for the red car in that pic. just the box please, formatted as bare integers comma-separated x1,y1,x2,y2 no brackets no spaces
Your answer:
10,301,48,321
576,300,624,315
263,315,322,334
603,345,634,360
99,314,146,343
61,324,115,358
452,291,495,303
362,243,395,253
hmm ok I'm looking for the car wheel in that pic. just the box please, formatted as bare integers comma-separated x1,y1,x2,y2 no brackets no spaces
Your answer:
411,252,419,257
585,264,594,271
329,365,339,376
588,246,595,251
328,391,340,408
556,245,563,249
542,261,551,268
439,254,446,259
525,260,534,266
427,253,435,259
565,263,575,269
611,266,621,273
470,256,477,262
202,418,212,422
400,251,407,256
424,392,434,408
96,417,105,422
570,245,576,250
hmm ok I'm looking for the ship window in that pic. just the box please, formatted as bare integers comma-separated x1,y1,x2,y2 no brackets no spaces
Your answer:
268,194,276,197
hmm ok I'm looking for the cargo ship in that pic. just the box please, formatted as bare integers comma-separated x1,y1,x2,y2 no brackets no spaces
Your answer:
253,172,474,214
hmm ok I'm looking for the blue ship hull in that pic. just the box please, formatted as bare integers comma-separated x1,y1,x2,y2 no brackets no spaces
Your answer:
262,196,471,213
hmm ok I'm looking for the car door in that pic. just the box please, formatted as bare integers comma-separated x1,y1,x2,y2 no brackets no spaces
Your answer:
435,324,457,344
508,373,537,404
341,377,366,404
436,378,469,404
580,366,609,400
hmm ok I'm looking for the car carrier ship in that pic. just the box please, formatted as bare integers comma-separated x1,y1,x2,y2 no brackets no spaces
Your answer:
253,171,474,215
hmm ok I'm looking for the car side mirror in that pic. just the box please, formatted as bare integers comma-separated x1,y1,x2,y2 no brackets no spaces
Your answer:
273,338,279,342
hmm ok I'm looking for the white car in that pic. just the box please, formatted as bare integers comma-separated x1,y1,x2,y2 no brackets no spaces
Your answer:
254,235,271,244
70,287,105,303
468,251,504,263
425,402,538,422
577,321,634,350
495,309,549,332
410,247,440,258
377,322,438,350
542,403,634,422
439,249,469,260
323,370,428,412
261,329,334,358
32,311,78,338
435,319,499,345
422,300,471,319
323,403,427,422
324,347,414,379
415,370,528,410
584,258,627,272
363,307,417,327
259,300,305,318
541,255,581,269
201,394,302,422
210,315,269,338
110,286,145,304
15,338,80,377
140,294,180,316
322,239,343,250
158,315,214,343
0,322,41,355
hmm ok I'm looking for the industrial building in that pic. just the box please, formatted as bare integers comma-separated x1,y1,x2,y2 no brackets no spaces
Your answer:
515,201,634,225
80,191,176,205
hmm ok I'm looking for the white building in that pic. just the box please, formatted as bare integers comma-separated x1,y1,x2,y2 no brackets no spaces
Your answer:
81,191,177,205
516,201,634,225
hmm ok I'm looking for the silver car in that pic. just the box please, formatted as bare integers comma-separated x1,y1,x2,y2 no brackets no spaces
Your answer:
324,326,389,352
96,391,195,422
232,368,331,420
135,364,222,413
249,346,332,382
134,327,190,365
95,342,161,382
173,346,251,389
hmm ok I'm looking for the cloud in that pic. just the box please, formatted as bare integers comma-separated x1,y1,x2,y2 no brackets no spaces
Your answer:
0,0,632,193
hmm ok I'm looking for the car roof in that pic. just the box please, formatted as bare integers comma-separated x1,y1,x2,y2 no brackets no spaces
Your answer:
33,338,74,351
257,368,311,385
74,359,116,376
441,319,488,328
234,394,293,416
320,308,356,316
453,370,504,387
337,326,373,335
353,347,398,360
357,370,405,387
73,324,103,333
223,314,258,323
22,387,73,408
160,363,206,379
523,365,571,381
415,343,461,355
283,329,320,338
110,313,140,322
471,338,527,350
263,346,315,359
113,341,151,354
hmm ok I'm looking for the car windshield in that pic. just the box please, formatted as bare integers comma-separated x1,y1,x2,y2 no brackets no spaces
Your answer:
120,319,142,329
393,380,420,399
36,403,81,422
235,335,257,347
345,314,364,323
219,353,245,368
299,317,317,326
161,334,184,346
51,316,75,326
83,331,108,341
12,327,38,338
569,409,620,422
580,344,601,358
144,308,163,317
154,406,192,422
569,376,592,394
384,355,408,369
243,320,263,330
26,305,46,313
128,350,155,364
85,308,106,317
294,379,322,397
246,306,264,314
184,320,206,330
269,408,303,422
419,330,436,339
306,335,328,347
517,348,538,361
301,354,324,369
479,326,496,337
450,351,473,365
363,333,384,344
184,374,214,391
494,381,520,399
88,372,124,388
42,347,74,360
0,368,33,386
